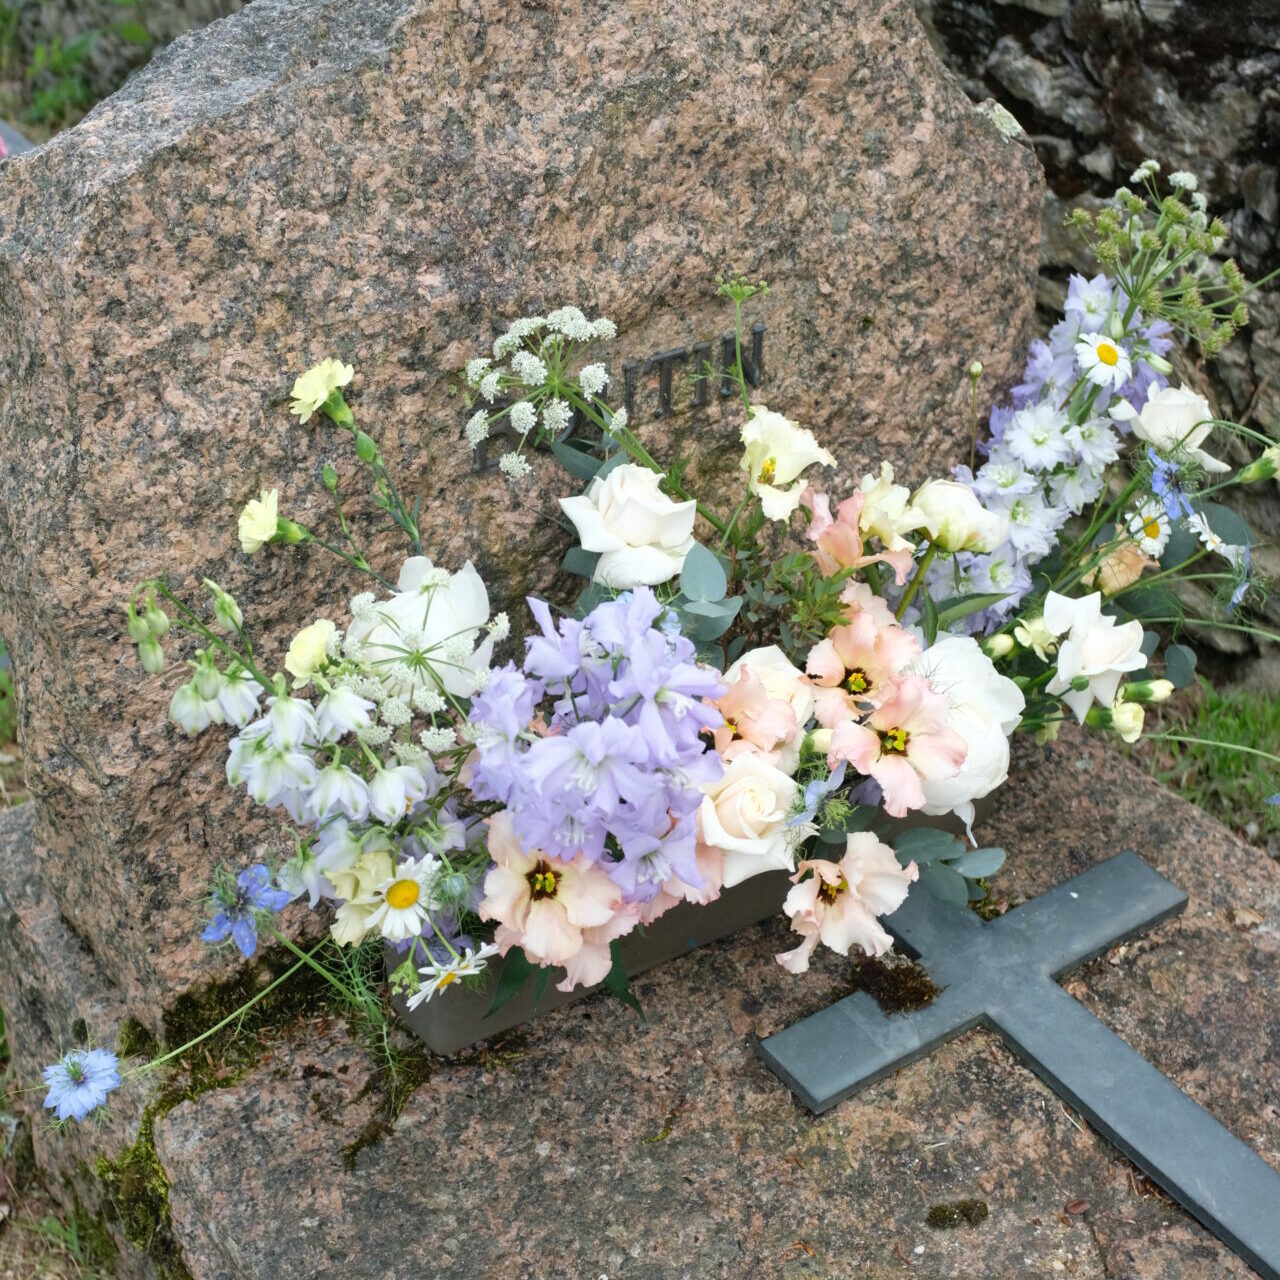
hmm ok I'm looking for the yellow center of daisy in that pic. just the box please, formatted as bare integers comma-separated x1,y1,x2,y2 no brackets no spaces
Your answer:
437,971,458,988
1096,341,1119,366
759,457,777,484
1143,516,1161,540
817,875,848,905
385,879,420,910
880,726,910,755
527,862,559,900
845,668,871,696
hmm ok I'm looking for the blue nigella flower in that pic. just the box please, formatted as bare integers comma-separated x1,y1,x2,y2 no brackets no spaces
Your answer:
42,1047,121,1123
1147,448,1193,522
788,762,848,829
1227,545,1252,617
201,864,292,958
1265,794,1279,807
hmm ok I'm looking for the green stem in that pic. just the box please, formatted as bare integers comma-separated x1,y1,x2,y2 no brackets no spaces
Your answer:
895,541,938,621
1147,733,1280,768
148,583,275,693
306,532,396,590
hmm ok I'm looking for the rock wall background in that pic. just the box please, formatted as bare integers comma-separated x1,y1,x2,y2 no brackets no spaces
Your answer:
918,0,1280,673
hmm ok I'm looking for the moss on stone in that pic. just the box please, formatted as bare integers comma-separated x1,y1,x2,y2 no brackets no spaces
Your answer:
117,1016,160,1061
926,1199,989,1229
851,954,942,1014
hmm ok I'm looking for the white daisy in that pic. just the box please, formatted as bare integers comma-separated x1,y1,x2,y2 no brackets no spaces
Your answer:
1076,333,1133,392
366,856,441,943
1126,501,1171,556
1186,512,1248,567
405,943,500,1010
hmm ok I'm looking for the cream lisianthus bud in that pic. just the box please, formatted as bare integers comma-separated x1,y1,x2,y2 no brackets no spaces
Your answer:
1122,678,1174,704
983,634,1015,659
1012,615,1056,661
285,619,337,688
238,489,280,554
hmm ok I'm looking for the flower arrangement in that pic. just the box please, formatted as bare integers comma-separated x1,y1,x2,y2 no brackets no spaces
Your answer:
42,163,1280,1123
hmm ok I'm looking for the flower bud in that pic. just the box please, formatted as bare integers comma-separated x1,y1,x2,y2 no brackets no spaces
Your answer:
138,640,165,675
194,663,222,701
275,519,309,545
967,360,983,379
806,727,833,756
203,578,243,632
354,431,378,463
1235,446,1279,485
1144,353,1172,375
983,633,1015,659
1070,674,1092,693
1111,699,1145,743
323,389,355,429
126,605,152,645
144,603,170,638
1109,311,1125,340
1122,678,1174,704
322,462,339,492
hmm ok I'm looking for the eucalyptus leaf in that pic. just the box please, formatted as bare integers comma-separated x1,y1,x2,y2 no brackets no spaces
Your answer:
948,846,1006,879
550,439,603,482
893,826,966,864
681,542,728,602
1197,500,1253,548
681,597,743,620
1165,642,1197,689
595,452,630,483
920,861,969,908
1159,524,1200,570
562,547,601,579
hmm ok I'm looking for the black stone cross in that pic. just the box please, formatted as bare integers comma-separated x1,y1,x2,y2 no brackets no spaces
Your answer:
758,852,1280,1280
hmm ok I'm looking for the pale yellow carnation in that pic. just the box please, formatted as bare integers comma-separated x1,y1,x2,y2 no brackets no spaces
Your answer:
290,358,354,423
238,488,279,554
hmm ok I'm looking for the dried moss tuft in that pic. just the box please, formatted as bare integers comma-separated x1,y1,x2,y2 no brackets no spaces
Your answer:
926,1199,989,1229
851,954,942,1014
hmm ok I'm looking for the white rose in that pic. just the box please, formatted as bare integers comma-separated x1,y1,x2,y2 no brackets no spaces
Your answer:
909,636,1024,837
1043,590,1147,723
558,463,697,589
1112,385,1228,473
740,406,837,520
344,557,494,698
907,480,1009,554
698,752,800,888
723,645,815,773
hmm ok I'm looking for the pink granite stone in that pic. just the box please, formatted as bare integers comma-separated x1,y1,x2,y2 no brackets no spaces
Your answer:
0,0,1042,1024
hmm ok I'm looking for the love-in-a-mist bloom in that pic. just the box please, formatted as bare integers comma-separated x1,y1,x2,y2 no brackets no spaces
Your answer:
201,865,293,958
775,833,919,973
42,1048,122,1123
827,674,968,818
478,810,623,978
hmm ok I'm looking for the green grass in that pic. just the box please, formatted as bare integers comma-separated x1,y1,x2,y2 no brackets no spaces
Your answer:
1143,679,1280,851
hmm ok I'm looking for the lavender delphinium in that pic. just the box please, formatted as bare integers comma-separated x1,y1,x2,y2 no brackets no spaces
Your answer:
466,587,725,903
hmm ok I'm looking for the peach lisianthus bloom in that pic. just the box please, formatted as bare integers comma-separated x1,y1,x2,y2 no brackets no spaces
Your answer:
806,611,921,727
802,489,915,584
840,579,899,629
776,833,919,974
712,667,799,767
827,674,968,818
478,811,623,979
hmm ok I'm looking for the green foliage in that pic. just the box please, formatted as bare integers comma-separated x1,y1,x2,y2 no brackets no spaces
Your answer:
0,639,14,744
1147,680,1280,846
23,33,96,127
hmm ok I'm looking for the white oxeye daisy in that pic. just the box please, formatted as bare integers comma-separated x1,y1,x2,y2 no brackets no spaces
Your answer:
1075,333,1133,392
1127,501,1171,556
1186,512,1247,567
366,856,442,943
405,943,500,1010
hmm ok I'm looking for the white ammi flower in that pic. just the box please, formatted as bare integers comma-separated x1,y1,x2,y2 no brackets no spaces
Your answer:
740,406,837,520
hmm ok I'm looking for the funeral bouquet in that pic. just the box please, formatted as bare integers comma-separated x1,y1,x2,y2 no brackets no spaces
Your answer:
42,165,1279,1125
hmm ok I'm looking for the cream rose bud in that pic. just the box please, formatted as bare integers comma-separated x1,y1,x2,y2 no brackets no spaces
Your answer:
238,488,279,554
285,619,337,688
909,636,1024,837
740,406,837,521
907,480,1009,554
558,463,697,589
1112,385,1228,473
699,752,801,888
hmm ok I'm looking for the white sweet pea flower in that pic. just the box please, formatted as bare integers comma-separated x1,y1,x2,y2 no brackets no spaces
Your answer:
368,763,435,824
343,558,495,699
558,463,697,589
264,696,320,750
740,406,836,520
1043,591,1147,723
698,752,801,888
907,480,1009,554
169,679,225,735
909,636,1024,839
315,685,376,740
306,764,371,823
1111,385,1229,473
217,669,263,727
